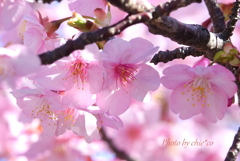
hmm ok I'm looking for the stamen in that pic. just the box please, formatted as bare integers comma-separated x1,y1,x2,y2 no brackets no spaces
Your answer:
114,64,137,89
31,98,77,127
63,59,88,90
183,77,212,107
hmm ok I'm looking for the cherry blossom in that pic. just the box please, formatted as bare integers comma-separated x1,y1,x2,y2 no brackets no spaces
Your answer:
160,64,237,122
11,86,70,136
23,9,67,54
34,43,104,110
97,37,160,116
0,0,26,31
0,44,40,89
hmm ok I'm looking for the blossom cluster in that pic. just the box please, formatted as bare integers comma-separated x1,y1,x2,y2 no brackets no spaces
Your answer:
0,0,238,146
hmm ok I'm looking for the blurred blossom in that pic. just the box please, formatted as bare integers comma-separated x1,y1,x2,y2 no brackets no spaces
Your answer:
0,0,240,161
161,64,237,122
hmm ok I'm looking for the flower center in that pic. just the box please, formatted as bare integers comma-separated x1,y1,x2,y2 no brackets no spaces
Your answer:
182,77,212,107
31,98,77,127
114,64,137,87
64,59,88,90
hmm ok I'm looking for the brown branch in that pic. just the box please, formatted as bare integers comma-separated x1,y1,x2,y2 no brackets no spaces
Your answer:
225,127,240,161
147,16,226,60
100,128,135,161
228,66,240,107
150,47,205,65
106,0,154,14
203,0,225,33
34,0,61,4
39,12,152,65
154,0,202,17
221,0,240,40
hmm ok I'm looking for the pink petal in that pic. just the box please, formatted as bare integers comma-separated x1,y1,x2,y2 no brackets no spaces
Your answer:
34,66,70,91
192,57,210,67
161,65,192,89
96,113,123,130
209,76,237,98
162,64,191,75
211,65,235,80
201,85,228,123
41,119,57,136
128,37,159,64
9,44,41,76
102,38,131,64
72,112,100,143
84,112,100,142
87,63,104,94
130,64,160,101
97,88,132,116
11,87,40,98
81,43,101,62
54,122,67,136
186,65,213,78
208,65,237,98
24,27,45,53
169,85,202,119
94,8,107,21
69,0,107,17
0,0,26,31
62,83,96,110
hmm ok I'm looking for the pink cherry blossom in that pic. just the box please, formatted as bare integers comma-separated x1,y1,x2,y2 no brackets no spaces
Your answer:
11,86,70,136
160,64,237,122
68,0,107,17
34,43,104,110
0,0,26,31
97,37,160,116
0,44,40,89
23,9,64,54
11,86,122,143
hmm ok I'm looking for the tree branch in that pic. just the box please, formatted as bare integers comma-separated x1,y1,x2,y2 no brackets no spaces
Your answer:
154,0,202,17
106,0,154,14
225,127,240,161
203,0,225,33
34,0,61,4
148,16,225,60
150,46,205,65
221,0,240,40
100,128,135,161
39,12,152,65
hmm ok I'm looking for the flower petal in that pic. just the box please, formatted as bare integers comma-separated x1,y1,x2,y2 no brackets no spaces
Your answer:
130,64,160,101
97,88,132,116
102,38,131,64
201,85,228,123
62,83,96,110
87,63,104,94
128,37,158,64
169,84,202,119
161,64,192,89
0,0,26,31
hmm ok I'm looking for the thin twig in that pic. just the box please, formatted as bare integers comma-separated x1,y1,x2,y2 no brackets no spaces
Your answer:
203,0,225,33
225,127,240,161
34,0,61,4
39,12,152,65
100,128,135,161
221,0,240,40
150,46,205,65
154,0,202,17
